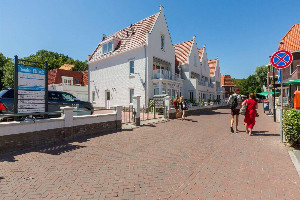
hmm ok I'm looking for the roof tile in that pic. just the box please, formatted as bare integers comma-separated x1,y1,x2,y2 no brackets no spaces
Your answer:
89,13,159,62
174,40,193,65
279,23,300,51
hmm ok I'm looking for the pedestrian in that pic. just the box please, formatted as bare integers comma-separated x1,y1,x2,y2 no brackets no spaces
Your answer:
179,96,188,120
242,93,258,136
173,95,180,119
228,88,242,133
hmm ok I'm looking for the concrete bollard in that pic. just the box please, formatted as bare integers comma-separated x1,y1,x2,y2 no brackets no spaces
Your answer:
60,107,74,127
133,96,141,126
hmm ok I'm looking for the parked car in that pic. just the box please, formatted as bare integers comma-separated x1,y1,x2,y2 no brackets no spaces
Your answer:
0,89,94,121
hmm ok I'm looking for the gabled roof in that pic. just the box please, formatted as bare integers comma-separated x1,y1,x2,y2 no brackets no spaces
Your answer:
174,40,193,65
221,75,235,86
279,23,300,51
89,13,159,63
198,48,203,60
208,59,217,77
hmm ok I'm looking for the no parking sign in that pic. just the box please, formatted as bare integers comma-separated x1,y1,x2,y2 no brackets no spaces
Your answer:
270,50,293,69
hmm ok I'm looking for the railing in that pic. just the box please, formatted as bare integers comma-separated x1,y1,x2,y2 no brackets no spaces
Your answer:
198,79,206,86
152,69,181,81
208,83,214,88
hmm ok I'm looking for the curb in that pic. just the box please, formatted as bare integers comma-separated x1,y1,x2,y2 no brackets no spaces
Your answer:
288,150,300,177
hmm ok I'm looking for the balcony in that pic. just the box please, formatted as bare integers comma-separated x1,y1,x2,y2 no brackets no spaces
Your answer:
208,83,214,88
152,69,181,81
198,78,206,86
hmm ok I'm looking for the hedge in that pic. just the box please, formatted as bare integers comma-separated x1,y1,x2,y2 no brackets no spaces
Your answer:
283,109,300,146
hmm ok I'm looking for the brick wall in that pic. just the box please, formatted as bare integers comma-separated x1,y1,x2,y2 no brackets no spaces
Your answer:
0,120,121,154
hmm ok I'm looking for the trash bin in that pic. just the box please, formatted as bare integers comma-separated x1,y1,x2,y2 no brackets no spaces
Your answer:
263,99,269,113
294,91,300,110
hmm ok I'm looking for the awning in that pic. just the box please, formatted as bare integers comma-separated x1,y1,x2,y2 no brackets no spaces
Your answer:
257,91,279,96
284,79,300,85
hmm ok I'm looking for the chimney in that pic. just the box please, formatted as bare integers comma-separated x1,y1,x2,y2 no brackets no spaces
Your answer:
102,34,107,41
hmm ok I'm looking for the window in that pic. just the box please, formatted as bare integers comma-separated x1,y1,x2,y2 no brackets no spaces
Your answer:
62,76,73,85
172,90,175,98
130,60,134,74
102,41,113,55
168,89,171,97
190,91,194,100
130,89,134,103
62,93,76,101
154,88,159,95
75,79,80,84
194,55,197,66
108,41,112,52
161,35,165,50
2,89,14,98
92,91,96,102
102,44,107,54
106,91,110,100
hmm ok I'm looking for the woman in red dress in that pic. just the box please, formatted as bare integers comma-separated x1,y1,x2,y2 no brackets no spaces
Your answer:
242,93,258,136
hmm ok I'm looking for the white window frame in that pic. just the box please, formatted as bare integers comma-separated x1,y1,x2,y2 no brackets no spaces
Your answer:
129,59,135,75
129,89,134,104
61,76,73,85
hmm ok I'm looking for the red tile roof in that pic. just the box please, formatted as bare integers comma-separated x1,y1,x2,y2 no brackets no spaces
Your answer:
89,13,159,62
198,48,203,60
221,75,235,86
279,23,300,51
208,59,217,76
174,40,193,65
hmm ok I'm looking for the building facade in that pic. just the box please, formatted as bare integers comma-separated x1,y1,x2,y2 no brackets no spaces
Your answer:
88,6,225,107
221,75,235,99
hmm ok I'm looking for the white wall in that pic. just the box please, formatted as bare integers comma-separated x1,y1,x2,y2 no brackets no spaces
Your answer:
89,46,146,107
49,85,88,101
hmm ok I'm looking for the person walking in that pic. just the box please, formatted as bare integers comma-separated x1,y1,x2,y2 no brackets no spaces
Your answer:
228,88,242,133
179,96,188,120
173,95,180,119
242,93,258,136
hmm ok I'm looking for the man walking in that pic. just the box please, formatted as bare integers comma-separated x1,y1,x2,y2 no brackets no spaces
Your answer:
228,88,242,133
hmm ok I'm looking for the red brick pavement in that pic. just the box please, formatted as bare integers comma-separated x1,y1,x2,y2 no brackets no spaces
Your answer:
0,105,299,199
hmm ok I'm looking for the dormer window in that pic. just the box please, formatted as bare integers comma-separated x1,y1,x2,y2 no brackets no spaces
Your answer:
102,41,113,54
161,35,165,50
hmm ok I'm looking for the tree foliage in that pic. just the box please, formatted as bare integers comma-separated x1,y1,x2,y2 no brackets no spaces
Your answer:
254,65,268,88
0,53,14,89
0,50,88,89
23,50,88,71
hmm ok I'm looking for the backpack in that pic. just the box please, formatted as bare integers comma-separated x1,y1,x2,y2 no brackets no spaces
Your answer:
182,101,188,109
229,95,238,109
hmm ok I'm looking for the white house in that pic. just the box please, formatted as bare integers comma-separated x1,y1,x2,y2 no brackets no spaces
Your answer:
174,36,223,103
88,6,182,108
208,58,225,101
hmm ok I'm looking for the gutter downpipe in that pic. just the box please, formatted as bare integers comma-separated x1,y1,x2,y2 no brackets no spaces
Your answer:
144,44,148,108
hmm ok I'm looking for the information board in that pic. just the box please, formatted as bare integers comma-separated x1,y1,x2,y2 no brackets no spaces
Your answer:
18,66,46,113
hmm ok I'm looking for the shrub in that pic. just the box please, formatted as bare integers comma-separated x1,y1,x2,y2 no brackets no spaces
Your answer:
283,109,300,146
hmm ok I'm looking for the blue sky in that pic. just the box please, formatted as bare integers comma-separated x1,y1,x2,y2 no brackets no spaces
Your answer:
1,0,300,78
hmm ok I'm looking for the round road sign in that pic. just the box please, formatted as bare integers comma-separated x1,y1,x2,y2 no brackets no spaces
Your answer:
270,50,293,69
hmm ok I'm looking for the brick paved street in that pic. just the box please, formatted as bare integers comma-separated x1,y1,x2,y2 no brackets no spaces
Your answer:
0,106,299,199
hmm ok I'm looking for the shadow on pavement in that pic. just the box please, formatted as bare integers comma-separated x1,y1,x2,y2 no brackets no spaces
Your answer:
38,143,87,155
0,129,123,162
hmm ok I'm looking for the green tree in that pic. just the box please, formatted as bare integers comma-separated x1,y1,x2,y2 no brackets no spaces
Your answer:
2,58,14,88
254,65,268,89
23,50,88,71
0,53,13,89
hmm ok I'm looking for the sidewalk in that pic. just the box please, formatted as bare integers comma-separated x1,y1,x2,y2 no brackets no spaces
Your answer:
0,105,299,199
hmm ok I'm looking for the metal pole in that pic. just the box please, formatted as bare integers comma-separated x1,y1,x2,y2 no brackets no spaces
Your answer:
14,55,18,115
280,72,283,143
45,60,48,115
273,66,276,122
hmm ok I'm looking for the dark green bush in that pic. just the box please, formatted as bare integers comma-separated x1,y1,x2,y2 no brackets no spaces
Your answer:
283,109,300,145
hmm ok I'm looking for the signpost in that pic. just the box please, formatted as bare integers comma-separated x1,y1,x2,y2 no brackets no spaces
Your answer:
270,50,293,143
14,56,48,115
